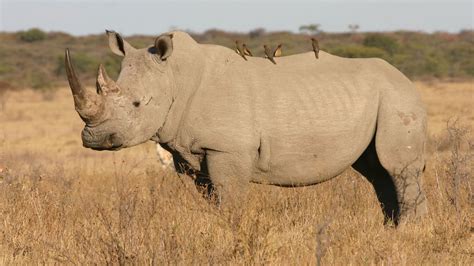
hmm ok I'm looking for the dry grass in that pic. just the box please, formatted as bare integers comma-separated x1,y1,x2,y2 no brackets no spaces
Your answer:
0,82,472,264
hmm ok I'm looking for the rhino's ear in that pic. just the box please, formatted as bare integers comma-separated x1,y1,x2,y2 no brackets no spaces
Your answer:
154,34,174,61
106,30,135,56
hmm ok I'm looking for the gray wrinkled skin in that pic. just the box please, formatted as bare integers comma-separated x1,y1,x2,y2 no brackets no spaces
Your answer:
67,31,428,225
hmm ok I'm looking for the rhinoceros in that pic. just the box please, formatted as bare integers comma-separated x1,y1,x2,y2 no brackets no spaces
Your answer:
65,30,428,225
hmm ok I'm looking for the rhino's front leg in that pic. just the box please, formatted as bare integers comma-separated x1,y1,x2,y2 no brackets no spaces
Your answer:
204,150,252,209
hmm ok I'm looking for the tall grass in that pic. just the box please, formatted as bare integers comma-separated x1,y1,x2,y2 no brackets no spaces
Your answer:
0,83,472,264
0,125,472,264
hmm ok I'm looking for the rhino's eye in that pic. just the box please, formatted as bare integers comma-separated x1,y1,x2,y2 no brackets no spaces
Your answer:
133,101,141,107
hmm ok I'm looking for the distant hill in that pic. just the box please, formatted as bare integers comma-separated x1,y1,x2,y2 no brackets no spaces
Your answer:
0,28,472,90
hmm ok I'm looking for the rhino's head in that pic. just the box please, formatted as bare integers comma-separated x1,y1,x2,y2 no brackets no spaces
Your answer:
66,31,175,150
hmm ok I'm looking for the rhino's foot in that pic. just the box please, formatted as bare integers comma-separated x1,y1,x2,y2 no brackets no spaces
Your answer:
396,183,428,225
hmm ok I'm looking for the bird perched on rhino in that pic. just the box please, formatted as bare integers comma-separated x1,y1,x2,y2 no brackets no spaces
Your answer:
234,40,247,61
311,38,320,59
242,43,253,56
273,44,282,57
263,44,277,64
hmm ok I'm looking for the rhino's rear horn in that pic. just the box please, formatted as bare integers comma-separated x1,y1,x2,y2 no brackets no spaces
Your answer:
96,64,120,95
65,49,104,123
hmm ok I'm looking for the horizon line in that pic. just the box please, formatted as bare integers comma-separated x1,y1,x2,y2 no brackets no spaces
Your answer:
1,27,472,37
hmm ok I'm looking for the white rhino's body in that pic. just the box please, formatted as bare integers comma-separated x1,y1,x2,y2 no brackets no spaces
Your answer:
168,49,378,185
66,31,427,225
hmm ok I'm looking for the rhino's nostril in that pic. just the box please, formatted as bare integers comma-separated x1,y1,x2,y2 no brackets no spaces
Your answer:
106,133,122,149
105,133,115,146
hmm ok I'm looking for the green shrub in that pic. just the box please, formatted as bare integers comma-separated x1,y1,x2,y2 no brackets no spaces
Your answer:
0,64,13,75
55,52,121,83
461,60,474,77
363,34,398,55
55,52,99,77
423,54,449,78
445,43,474,77
329,45,389,60
392,49,449,78
103,55,121,80
392,53,417,77
27,72,52,90
19,28,47,42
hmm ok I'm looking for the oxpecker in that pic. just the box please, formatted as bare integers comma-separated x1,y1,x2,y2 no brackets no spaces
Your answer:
242,43,253,56
273,44,282,57
311,38,320,59
263,45,277,64
235,40,247,61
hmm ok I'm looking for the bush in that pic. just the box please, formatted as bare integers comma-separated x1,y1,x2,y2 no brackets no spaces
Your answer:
462,60,474,77
103,55,121,80
28,72,52,90
392,47,449,78
55,52,99,77
0,64,13,75
329,45,389,60
363,34,398,55
423,53,450,78
446,43,474,77
18,28,47,43
56,52,121,83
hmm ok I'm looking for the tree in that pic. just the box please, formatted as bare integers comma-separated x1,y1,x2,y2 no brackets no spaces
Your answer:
299,24,322,35
248,28,266,39
348,24,360,34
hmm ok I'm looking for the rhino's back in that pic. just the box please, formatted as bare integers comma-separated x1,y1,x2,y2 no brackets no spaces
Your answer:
196,51,379,138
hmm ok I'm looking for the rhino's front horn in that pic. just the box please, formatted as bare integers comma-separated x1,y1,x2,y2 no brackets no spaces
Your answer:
65,49,104,123
96,64,120,95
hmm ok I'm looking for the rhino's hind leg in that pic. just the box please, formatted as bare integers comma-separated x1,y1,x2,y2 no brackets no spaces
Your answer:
352,135,427,225
374,92,428,224
352,138,401,224
353,127,428,225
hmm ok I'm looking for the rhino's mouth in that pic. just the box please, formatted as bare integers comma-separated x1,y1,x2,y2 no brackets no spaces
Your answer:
86,142,123,151
82,128,124,151
83,139,123,150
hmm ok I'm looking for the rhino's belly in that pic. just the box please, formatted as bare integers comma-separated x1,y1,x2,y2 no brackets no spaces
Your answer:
250,122,376,186
251,149,357,186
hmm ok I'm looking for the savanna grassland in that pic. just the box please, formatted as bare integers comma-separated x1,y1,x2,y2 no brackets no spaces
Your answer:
0,81,472,264
0,27,473,264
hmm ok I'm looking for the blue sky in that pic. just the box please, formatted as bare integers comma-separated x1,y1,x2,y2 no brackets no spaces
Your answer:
1,0,472,35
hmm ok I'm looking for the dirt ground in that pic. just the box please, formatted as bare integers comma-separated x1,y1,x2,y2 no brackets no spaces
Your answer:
0,82,472,264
